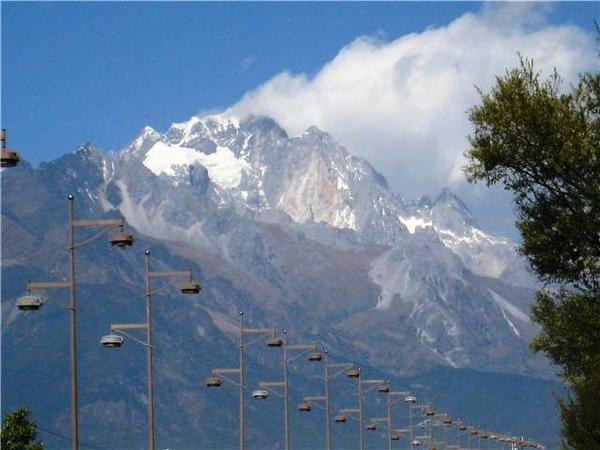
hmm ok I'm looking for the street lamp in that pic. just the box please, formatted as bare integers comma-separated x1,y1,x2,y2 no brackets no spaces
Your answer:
16,195,134,450
1,129,20,167
256,330,322,450
101,249,200,450
333,372,388,450
405,395,417,447
421,411,452,450
456,420,468,449
16,281,70,310
377,390,411,450
356,373,390,450
467,425,479,450
323,352,360,450
408,402,437,450
205,311,281,450
281,331,323,450
440,413,453,449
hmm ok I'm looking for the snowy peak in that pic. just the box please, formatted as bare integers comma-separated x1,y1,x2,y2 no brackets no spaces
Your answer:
241,114,288,140
112,112,407,238
432,187,478,231
104,112,533,287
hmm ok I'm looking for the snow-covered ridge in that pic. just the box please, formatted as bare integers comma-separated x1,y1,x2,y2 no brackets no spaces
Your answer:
122,112,529,288
143,141,249,190
170,112,241,143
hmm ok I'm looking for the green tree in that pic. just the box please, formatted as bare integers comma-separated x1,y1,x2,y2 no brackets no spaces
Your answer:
1,407,44,450
463,57,600,450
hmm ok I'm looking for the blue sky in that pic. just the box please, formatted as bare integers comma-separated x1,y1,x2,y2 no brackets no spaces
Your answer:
2,1,598,238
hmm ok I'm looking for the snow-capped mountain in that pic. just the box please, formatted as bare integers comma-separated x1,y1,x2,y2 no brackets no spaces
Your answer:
106,112,535,284
93,112,542,372
1,112,555,448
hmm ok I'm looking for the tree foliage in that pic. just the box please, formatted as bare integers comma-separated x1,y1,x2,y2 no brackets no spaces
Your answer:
557,374,600,450
465,59,600,289
1,407,44,450
464,57,600,450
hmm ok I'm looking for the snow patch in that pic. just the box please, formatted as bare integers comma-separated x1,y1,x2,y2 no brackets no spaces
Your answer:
501,309,521,337
143,142,249,190
489,290,530,323
399,216,432,233
437,227,506,246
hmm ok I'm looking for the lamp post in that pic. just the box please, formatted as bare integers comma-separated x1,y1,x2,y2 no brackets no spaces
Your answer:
467,425,479,450
404,395,417,449
439,413,453,449
206,311,281,450
239,312,282,450
330,371,389,450
456,420,468,449
281,331,323,450
257,330,322,450
356,374,390,450
324,353,360,450
379,390,411,450
102,249,200,450
408,403,436,449
1,128,20,167
17,195,134,450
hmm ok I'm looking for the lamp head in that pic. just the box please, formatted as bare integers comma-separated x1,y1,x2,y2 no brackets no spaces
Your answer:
378,382,390,392
404,395,417,404
180,281,201,294
109,231,135,248
205,376,223,388
346,368,360,378
16,295,42,310
100,334,124,348
266,336,283,347
252,389,268,399
1,129,20,167
1,149,20,167
308,351,323,361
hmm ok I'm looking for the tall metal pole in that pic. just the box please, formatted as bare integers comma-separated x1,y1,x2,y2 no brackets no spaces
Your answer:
68,196,79,450
358,374,364,450
387,393,392,450
145,250,156,450
282,331,290,450
324,350,331,450
239,311,245,450
408,404,413,450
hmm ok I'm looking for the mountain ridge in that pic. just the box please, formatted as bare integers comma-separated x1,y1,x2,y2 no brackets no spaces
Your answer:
1,112,557,448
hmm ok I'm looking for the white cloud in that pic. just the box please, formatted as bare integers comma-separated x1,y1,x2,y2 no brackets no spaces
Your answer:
230,3,596,238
